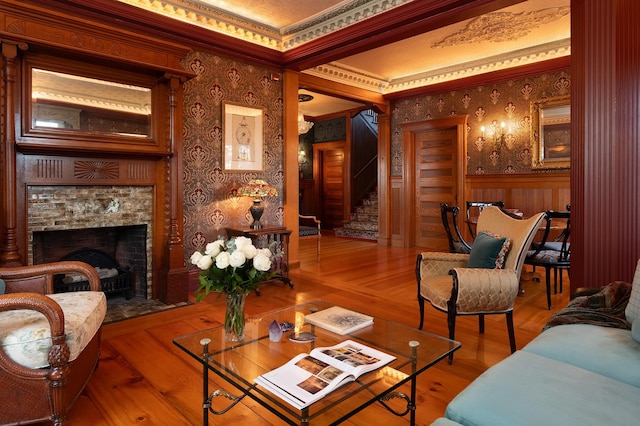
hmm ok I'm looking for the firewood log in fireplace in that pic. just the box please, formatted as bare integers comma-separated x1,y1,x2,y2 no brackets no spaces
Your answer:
54,248,132,299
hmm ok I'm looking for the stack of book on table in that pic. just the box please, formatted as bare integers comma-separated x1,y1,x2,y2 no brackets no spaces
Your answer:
304,305,374,335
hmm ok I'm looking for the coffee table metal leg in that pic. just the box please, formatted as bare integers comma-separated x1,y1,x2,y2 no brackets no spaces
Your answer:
375,340,420,425
201,338,211,425
409,340,419,425
200,338,246,424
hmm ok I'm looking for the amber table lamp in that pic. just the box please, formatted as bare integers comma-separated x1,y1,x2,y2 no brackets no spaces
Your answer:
237,179,278,229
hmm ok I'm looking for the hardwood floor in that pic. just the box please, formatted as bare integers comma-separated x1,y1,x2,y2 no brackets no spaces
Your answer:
64,236,570,425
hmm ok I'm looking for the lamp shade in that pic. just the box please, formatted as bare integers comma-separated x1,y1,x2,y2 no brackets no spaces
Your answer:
237,179,278,198
236,179,277,229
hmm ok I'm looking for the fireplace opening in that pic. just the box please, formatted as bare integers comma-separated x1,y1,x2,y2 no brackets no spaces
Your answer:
32,225,148,299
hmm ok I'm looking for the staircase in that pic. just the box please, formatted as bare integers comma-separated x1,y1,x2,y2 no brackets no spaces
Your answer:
335,191,378,241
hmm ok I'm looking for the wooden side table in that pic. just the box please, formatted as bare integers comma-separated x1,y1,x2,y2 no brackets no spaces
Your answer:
225,226,293,293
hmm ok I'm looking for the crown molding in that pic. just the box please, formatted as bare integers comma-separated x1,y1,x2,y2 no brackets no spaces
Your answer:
387,38,571,93
305,39,570,94
384,56,571,100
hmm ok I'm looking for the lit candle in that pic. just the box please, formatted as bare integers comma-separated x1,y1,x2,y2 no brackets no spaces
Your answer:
294,312,304,333
480,126,485,138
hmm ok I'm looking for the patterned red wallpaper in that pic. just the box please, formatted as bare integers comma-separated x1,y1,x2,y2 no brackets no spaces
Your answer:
182,51,284,258
390,70,571,175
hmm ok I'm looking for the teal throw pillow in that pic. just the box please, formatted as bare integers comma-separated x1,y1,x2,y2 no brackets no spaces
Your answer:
0,278,5,294
467,232,511,269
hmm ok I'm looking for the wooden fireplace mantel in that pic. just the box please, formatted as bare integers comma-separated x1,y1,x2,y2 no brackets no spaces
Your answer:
0,1,194,303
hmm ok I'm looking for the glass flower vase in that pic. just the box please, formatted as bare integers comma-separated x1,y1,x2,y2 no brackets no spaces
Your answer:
224,292,246,342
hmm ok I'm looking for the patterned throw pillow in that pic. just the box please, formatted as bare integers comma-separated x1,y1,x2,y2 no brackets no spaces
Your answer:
467,232,512,269
625,259,640,323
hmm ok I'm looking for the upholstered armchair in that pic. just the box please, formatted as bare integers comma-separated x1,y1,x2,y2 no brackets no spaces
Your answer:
0,261,106,425
416,207,544,363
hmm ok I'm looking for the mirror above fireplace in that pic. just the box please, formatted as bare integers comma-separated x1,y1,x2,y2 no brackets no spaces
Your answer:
31,68,152,137
20,54,166,154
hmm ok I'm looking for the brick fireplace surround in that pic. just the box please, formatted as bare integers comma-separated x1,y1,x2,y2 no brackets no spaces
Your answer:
5,153,190,304
28,186,153,298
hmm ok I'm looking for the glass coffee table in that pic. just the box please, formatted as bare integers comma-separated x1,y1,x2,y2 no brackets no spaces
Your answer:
173,300,460,425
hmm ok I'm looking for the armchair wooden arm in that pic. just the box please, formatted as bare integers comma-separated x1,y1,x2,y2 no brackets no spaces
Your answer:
0,292,69,376
0,261,101,294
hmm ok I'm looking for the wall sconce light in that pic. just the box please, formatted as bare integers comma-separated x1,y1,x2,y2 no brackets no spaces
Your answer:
298,149,307,166
298,94,314,135
480,120,509,150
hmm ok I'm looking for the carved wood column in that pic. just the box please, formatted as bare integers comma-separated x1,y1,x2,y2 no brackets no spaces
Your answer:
284,70,300,269
0,41,25,266
162,74,188,304
571,0,640,290
376,112,391,246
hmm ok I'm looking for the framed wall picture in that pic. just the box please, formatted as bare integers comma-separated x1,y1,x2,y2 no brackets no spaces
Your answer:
223,102,265,172
530,94,570,170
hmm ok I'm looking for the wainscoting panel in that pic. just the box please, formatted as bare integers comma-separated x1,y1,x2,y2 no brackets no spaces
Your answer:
465,173,570,219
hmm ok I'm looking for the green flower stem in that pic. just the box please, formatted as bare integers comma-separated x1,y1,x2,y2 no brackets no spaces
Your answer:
225,292,246,342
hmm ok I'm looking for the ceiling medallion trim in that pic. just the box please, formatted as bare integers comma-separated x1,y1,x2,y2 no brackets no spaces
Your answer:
432,7,570,48
307,39,571,95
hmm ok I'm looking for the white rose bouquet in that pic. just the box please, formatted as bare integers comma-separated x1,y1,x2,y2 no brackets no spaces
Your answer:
191,236,275,302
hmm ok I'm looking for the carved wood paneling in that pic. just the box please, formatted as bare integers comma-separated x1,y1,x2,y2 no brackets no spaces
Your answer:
465,173,570,219
25,155,157,185
0,1,191,74
74,161,120,180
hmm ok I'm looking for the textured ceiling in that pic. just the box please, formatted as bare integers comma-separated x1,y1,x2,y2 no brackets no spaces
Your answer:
189,0,347,29
116,0,570,116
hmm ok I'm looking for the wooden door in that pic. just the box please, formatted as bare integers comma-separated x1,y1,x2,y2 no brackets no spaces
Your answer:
413,128,459,249
321,148,345,230
402,116,467,249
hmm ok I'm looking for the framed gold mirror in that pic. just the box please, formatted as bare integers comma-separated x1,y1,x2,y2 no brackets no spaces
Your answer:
530,94,570,170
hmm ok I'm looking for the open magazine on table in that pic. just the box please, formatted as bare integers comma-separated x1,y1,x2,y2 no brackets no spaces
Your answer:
254,340,396,409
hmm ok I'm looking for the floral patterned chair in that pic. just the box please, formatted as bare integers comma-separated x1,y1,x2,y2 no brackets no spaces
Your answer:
0,261,106,425
416,207,544,363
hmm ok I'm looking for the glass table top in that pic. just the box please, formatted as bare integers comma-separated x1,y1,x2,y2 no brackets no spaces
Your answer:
173,299,460,425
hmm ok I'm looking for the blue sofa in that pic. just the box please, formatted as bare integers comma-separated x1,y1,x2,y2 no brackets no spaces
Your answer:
433,262,640,426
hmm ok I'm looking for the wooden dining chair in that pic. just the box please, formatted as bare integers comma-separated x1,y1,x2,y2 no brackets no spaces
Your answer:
525,209,571,309
465,201,505,238
440,203,471,254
